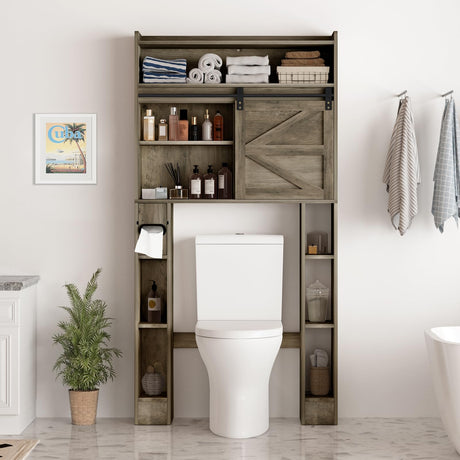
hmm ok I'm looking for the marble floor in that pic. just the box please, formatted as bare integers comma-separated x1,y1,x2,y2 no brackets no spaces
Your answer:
12,417,458,459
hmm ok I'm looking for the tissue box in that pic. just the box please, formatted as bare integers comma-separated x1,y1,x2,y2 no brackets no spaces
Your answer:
142,189,156,199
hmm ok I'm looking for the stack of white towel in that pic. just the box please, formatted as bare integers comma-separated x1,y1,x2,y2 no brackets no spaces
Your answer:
225,55,270,84
187,54,223,84
142,56,187,83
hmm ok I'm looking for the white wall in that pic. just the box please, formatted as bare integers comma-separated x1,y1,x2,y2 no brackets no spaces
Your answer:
1,0,459,418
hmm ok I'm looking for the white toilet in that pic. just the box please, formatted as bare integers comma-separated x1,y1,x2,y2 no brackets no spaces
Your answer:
195,234,284,439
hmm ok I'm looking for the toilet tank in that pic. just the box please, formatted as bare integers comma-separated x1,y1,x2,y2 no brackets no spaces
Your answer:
195,234,284,321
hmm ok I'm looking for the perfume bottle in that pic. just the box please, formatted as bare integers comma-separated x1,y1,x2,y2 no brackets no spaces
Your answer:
190,116,199,141
189,165,202,199
158,119,168,141
178,109,189,141
217,162,232,199
147,281,161,323
169,107,179,141
143,109,155,141
213,110,223,141
202,109,213,141
203,165,217,199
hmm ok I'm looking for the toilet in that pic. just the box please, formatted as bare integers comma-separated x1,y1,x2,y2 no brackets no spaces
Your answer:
195,234,284,438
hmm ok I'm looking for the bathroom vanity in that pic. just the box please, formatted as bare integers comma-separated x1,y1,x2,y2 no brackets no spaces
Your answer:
0,276,39,434
133,32,338,426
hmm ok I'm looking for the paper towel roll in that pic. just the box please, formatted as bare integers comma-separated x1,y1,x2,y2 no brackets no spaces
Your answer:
135,226,164,259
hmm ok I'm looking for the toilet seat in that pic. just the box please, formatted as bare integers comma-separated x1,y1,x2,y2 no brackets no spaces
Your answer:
195,320,282,339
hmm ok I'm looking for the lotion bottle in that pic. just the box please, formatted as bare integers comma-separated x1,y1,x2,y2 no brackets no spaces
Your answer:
203,165,217,199
213,110,223,141
178,109,189,141
169,107,179,141
202,109,213,141
143,109,155,141
189,165,202,199
217,162,233,199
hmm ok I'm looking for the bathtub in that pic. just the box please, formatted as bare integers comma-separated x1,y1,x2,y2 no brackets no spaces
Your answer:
425,326,460,454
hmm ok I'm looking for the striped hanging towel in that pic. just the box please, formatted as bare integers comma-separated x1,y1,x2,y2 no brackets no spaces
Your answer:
383,97,421,236
431,98,460,232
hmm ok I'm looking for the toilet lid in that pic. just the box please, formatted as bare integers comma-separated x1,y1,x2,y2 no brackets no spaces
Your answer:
195,320,283,339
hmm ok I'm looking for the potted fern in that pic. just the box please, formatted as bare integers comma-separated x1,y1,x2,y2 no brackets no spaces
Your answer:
53,268,122,425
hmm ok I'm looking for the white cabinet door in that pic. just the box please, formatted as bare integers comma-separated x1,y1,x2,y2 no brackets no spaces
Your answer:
0,328,19,415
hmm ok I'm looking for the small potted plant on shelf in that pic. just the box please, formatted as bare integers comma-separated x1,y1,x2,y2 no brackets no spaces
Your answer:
52,268,122,425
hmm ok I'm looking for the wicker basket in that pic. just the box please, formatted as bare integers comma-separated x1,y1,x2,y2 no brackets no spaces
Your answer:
69,389,99,425
277,66,330,84
310,367,330,396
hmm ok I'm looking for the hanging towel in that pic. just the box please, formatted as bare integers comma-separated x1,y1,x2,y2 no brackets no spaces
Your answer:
226,55,269,66
227,65,271,75
142,56,187,75
198,53,223,72
204,69,222,84
432,98,460,232
383,97,420,236
225,74,269,84
187,68,204,83
143,72,186,83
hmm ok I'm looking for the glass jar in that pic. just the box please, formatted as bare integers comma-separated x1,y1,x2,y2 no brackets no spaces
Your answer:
306,280,329,322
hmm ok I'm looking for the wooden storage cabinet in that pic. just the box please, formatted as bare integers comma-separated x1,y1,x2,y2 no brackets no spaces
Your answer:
134,32,337,426
236,100,334,200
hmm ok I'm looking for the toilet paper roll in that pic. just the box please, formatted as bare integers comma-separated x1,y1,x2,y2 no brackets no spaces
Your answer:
135,226,164,259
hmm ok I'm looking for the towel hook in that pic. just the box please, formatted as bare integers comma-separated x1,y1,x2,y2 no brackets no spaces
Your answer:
397,90,407,99
442,90,454,99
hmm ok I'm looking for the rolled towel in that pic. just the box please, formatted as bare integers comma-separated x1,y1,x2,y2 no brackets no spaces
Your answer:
198,53,223,72
187,68,204,83
310,354,317,367
285,50,320,59
226,74,269,84
226,55,269,66
143,72,186,83
227,65,271,75
143,56,187,74
204,69,222,84
281,58,325,66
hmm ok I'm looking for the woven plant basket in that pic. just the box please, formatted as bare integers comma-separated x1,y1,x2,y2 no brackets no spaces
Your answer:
69,389,99,425
310,367,330,396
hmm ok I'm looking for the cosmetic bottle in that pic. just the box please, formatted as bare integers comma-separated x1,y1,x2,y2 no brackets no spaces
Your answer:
178,109,189,141
190,116,199,141
169,107,179,141
213,110,224,141
143,109,155,141
217,162,233,199
203,165,217,199
202,109,213,141
189,165,203,199
158,119,168,141
147,280,162,323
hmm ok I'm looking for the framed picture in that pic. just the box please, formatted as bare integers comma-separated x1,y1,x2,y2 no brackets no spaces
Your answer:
34,114,97,184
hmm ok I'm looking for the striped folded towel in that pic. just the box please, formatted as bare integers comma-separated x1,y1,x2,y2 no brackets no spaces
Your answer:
432,98,460,232
383,97,420,236
143,72,186,83
142,56,187,75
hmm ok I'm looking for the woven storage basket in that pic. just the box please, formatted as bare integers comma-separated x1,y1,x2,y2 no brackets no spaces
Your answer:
69,389,99,425
310,367,330,396
277,66,330,84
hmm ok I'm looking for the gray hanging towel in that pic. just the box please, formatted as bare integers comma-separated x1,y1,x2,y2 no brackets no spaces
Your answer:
383,97,421,236
432,98,460,233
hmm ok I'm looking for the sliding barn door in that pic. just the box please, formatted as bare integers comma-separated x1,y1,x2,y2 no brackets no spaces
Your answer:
235,100,334,200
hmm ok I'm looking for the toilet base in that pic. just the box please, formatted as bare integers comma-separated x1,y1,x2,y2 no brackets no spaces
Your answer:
196,334,282,439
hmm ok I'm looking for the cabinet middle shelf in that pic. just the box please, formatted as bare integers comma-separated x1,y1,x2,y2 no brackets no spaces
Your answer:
140,141,234,146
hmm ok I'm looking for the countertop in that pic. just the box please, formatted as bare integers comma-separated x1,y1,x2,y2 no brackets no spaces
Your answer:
0,276,40,291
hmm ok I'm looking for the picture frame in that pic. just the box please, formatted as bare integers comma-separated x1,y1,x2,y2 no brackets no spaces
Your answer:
34,114,97,184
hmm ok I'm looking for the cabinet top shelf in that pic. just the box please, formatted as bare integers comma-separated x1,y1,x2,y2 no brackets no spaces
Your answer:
139,141,234,146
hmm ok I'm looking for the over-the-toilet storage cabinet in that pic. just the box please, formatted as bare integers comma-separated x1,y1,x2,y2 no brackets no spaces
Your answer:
134,32,337,426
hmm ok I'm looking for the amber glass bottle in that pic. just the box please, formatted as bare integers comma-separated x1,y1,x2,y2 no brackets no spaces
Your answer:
203,165,217,199
189,165,203,199
213,110,224,141
217,162,233,199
